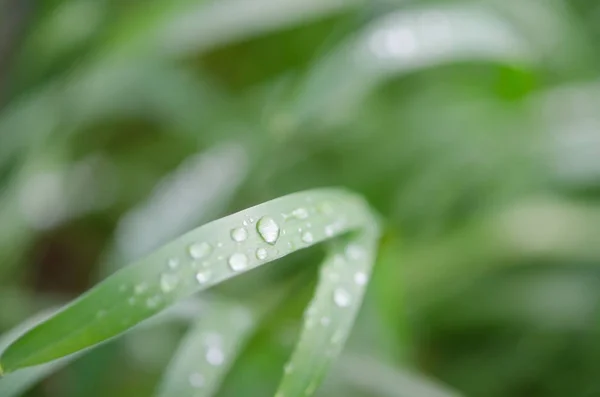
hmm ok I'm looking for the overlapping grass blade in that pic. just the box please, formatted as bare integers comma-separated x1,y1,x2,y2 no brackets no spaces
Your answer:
0,188,379,397
156,301,255,397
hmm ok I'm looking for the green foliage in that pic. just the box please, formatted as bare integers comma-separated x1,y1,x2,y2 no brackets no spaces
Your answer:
1,0,600,396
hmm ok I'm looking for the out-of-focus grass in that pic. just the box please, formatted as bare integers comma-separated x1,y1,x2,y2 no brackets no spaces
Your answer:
1,0,600,396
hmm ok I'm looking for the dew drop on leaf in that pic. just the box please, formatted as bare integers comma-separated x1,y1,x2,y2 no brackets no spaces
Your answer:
228,253,248,272
301,231,314,244
292,207,309,219
257,216,280,245
134,283,148,294
354,271,368,286
195,271,211,285
230,227,248,242
160,273,179,293
256,247,268,260
333,287,351,307
206,346,225,366
188,242,212,260
167,258,179,270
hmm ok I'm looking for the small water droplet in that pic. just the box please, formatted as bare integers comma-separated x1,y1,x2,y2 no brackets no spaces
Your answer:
228,253,248,272
217,242,224,248
189,372,205,388
97,310,107,318
320,316,331,327
146,296,161,309
284,363,294,374
346,244,365,260
189,242,212,259
242,219,249,226
195,270,211,285
292,207,309,219
119,284,127,292
256,248,268,260
301,231,314,244
134,283,148,294
354,271,368,286
333,288,351,307
306,222,312,228
167,258,179,269
206,346,225,366
325,225,335,237
231,227,248,242
257,216,280,245
128,297,136,305
160,273,179,293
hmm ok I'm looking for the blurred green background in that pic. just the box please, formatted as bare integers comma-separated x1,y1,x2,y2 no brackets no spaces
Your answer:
2,0,600,396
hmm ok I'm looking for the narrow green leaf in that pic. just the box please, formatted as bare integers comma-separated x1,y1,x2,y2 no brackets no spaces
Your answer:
292,3,533,124
274,226,378,396
0,185,378,397
0,309,76,397
156,301,255,397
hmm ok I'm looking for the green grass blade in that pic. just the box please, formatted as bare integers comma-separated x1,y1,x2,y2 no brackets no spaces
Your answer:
293,3,533,124
274,225,378,396
0,309,76,397
0,187,378,397
156,301,255,397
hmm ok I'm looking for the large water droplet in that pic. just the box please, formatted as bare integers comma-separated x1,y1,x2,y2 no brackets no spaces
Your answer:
354,271,368,286
333,288,351,307
206,346,225,366
257,216,280,245
160,273,179,293
256,248,268,260
189,372,205,388
231,227,248,242
195,270,211,285
189,242,212,259
301,231,314,244
228,253,248,272
292,207,309,219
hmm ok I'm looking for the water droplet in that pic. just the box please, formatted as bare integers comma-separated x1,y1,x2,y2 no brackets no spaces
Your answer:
346,244,365,260
167,258,179,270
189,372,205,388
134,283,148,294
128,297,136,305
333,288,351,307
228,253,248,272
206,346,225,366
160,273,179,293
284,363,294,374
217,242,224,248
231,227,248,242
195,270,211,285
325,225,335,237
189,242,212,259
354,271,368,286
146,296,161,309
96,310,107,319
257,216,280,245
320,316,331,327
292,207,309,219
256,248,268,260
242,219,249,226
301,231,314,244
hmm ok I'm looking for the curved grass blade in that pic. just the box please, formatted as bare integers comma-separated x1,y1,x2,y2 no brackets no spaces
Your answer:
156,301,255,397
0,186,378,397
0,309,77,397
274,225,378,396
292,3,533,124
